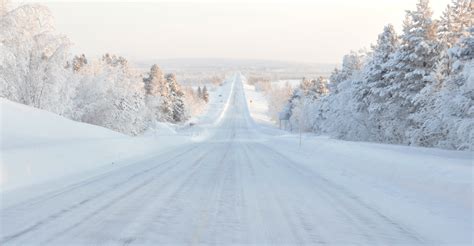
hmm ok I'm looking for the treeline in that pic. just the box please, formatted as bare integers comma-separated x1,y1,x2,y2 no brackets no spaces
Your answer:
0,3,208,135
284,0,473,150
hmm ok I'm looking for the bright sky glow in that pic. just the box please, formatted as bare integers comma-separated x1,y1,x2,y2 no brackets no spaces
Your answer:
18,0,451,63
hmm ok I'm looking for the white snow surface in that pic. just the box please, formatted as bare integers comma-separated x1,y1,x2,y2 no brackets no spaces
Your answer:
243,82,273,126
1,73,472,245
0,99,190,192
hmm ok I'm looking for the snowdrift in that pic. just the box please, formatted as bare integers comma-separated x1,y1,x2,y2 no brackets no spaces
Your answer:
0,98,188,192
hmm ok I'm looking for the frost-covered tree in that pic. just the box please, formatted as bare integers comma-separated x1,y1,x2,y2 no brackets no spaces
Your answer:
352,25,400,141
197,86,202,99
0,4,76,116
436,0,473,78
307,77,329,100
275,0,471,150
142,64,164,121
286,76,331,131
438,0,472,48
202,85,209,103
69,54,88,72
328,51,365,93
267,82,293,122
413,27,474,149
73,55,149,135
380,0,439,144
165,73,187,123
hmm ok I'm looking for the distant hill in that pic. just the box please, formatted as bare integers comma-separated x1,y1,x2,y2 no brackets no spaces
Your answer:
134,58,337,81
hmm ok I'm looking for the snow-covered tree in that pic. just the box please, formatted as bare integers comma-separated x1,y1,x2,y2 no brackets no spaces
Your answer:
414,27,474,149
73,55,149,135
352,24,400,141
197,86,202,99
142,64,166,121
438,0,472,48
165,73,187,123
69,54,88,72
0,3,76,116
379,0,439,144
202,85,209,103
436,0,473,78
286,76,331,132
328,51,365,93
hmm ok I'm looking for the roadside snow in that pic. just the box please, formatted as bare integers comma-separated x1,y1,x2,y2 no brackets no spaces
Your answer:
242,78,274,126
0,99,189,192
0,75,237,192
242,77,473,244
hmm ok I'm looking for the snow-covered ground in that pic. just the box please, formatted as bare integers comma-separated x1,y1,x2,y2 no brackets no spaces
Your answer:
0,99,189,192
1,73,472,245
242,82,273,126
0,76,234,192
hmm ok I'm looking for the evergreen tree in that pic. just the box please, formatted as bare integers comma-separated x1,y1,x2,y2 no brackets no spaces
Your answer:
436,0,472,78
382,0,438,143
165,73,187,122
414,27,473,149
202,86,209,103
197,86,202,99
143,64,165,96
142,64,168,121
354,25,399,141
328,51,365,94
307,77,329,100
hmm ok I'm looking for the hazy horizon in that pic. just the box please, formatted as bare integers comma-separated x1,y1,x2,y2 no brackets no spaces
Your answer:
18,0,450,64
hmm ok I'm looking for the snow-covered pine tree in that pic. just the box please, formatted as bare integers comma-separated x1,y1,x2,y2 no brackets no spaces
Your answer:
165,73,187,123
354,24,399,141
425,27,474,150
143,64,164,97
382,0,438,144
436,0,473,78
143,64,167,122
202,86,209,103
284,78,307,130
307,77,329,100
286,76,331,132
197,86,202,99
328,51,365,94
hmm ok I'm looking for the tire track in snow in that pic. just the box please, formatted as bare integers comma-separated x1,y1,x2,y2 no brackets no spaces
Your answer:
42,144,213,245
255,142,425,244
1,144,201,244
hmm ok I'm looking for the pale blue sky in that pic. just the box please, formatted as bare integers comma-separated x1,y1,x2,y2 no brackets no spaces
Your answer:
19,0,451,63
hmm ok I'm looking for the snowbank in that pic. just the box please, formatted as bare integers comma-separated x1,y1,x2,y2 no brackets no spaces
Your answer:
242,79,273,125
0,99,189,192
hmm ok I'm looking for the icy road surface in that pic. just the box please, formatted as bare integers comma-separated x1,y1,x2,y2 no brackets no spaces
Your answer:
1,73,472,245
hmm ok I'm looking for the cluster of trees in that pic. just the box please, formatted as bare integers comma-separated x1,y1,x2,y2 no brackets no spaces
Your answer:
0,2,196,135
284,0,473,150
197,86,209,103
248,77,293,122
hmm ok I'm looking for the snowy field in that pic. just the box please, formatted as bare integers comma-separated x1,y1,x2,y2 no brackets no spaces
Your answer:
271,79,301,89
1,73,472,245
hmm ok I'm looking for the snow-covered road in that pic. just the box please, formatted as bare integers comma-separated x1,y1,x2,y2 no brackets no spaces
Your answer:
1,73,472,245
